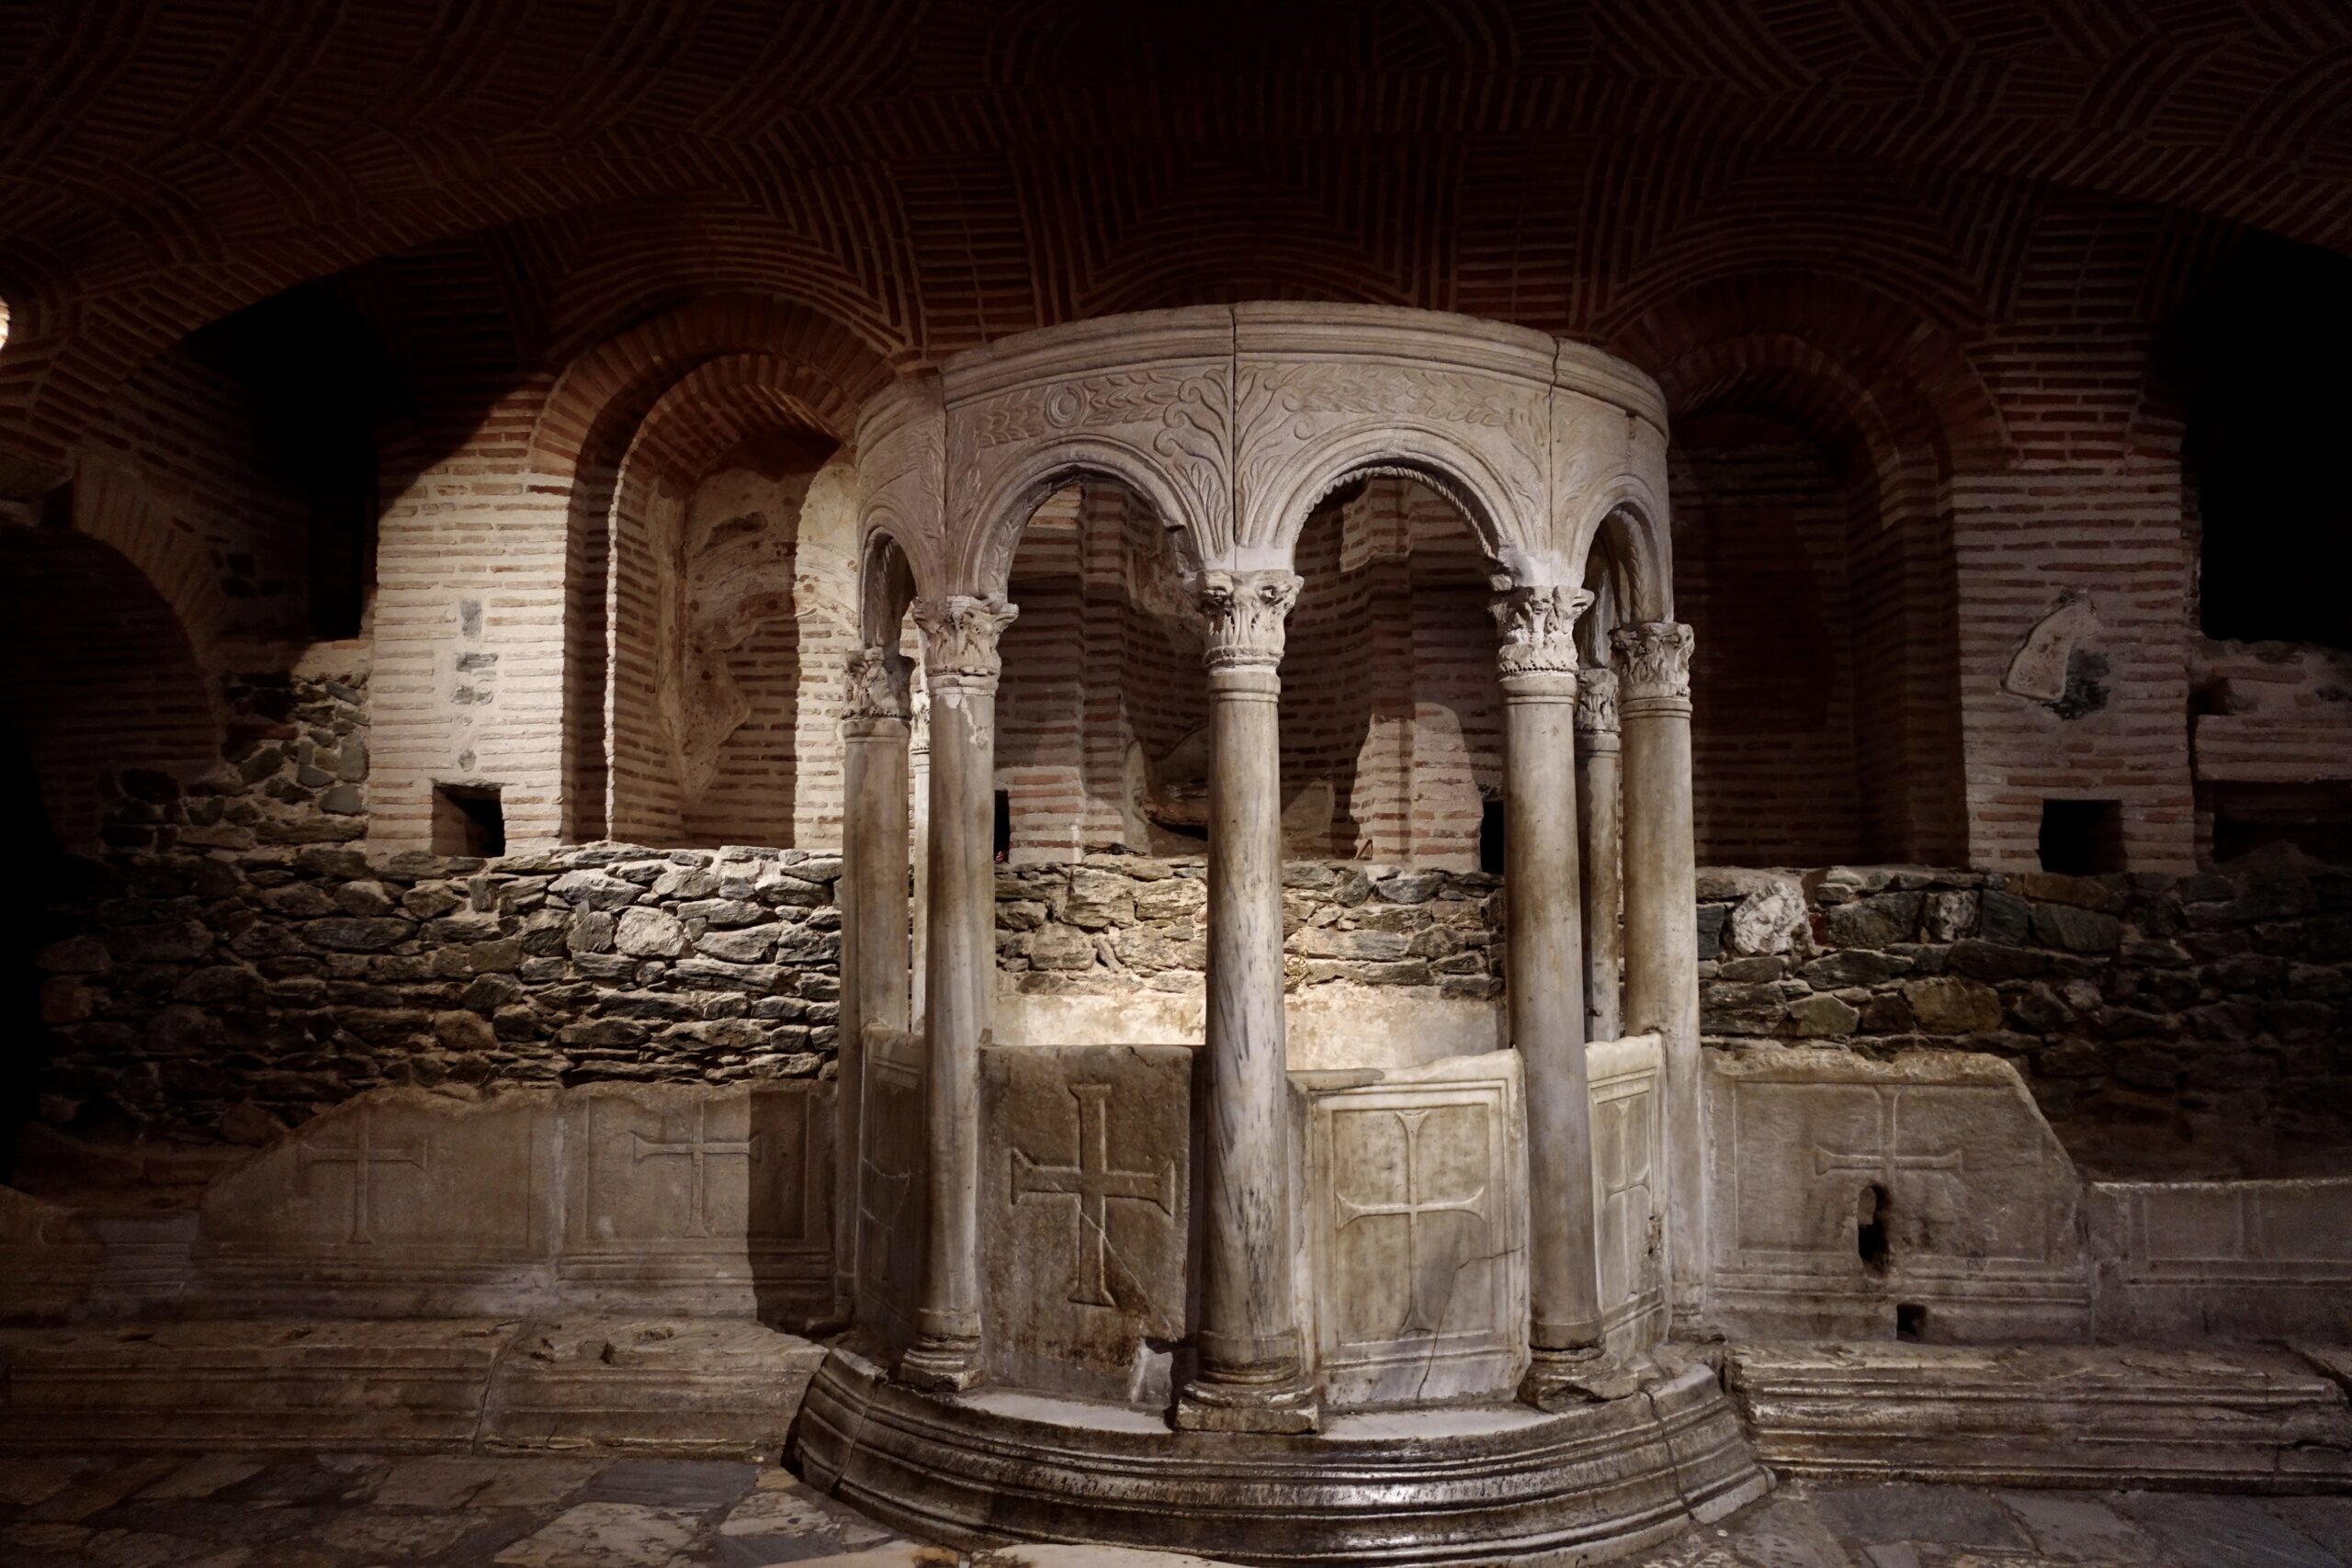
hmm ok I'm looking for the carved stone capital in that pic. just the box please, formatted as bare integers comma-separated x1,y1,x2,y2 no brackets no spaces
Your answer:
1611,621,1695,706
1488,581,1593,680
912,595,1019,688
908,680,931,756
1574,667,1619,735
1197,570,1302,671
842,646,913,724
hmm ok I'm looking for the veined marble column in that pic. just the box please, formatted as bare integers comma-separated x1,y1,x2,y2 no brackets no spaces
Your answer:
837,646,913,1310
1492,583,1611,1408
1175,568,1317,1435
1612,621,1702,1327
1577,668,1624,1044
899,594,1017,1392
909,680,931,1023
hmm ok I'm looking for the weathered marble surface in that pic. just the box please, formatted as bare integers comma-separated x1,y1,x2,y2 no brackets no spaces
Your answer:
187,1081,834,1322
1705,1047,2089,1341
1589,1032,1668,1359
980,1043,1192,1403
1296,1051,1530,1408
2089,1175,2352,1340
1725,1341,2352,1492
0,1316,824,1455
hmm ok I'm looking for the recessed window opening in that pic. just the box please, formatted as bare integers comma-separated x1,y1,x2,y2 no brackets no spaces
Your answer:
1478,796,1505,874
993,789,1012,863
2038,798,2124,875
1856,1183,1890,1271
1895,1302,1927,1342
433,784,504,856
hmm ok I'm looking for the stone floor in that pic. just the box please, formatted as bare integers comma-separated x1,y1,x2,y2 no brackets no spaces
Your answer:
2,1450,2346,1567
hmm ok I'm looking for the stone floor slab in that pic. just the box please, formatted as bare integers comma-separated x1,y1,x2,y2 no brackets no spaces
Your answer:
1995,1491,2165,1562
131,1455,266,1502
2113,1493,2349,1568
492,1501,708,1567
1810,1484,2035,1552
582,1458,760,1510
373,1454,601,1510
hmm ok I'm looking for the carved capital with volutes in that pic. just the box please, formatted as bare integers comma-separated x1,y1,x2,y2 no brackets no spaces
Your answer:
1611,621,1695,709
1575,667,1620,735
842,645,913,725
1197,569,1302,671
912,595,1019,690
1489,581,1593,681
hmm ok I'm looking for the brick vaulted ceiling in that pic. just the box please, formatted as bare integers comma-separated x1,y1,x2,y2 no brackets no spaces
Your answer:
0,1,2347,468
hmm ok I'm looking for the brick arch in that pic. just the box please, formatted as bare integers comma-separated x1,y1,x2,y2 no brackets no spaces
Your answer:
0,526,217,848
1645,333,1970,867
540,297,892,840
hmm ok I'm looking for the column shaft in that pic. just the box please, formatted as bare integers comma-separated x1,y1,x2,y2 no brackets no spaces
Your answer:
909,685,931,1024
1176,570,1317,1435
1577,670,1624,1044
1493,583,1612,1407
1613,622,1702,1328
836,649,912,1311
899,596,1016,1392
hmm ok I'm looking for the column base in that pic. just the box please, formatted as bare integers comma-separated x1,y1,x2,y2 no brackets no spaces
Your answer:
1520,1346,1643,1410
1173,1374,1321,1434
898,1336,984,1393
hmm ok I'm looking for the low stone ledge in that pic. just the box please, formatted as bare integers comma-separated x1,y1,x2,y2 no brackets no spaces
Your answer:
1724,1341,2352,1493
0,1317,826,1458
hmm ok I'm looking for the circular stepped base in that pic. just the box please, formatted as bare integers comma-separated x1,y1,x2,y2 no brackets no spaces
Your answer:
787,1346,1770,1565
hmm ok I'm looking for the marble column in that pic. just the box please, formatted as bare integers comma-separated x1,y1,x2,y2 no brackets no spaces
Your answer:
1174,568,1317,1435
1576,668,1624,1044
1611,621,1702,1327
836,646,913,1310
1493,583,1613,1408
899,594,1018,1392
909,679,931,1024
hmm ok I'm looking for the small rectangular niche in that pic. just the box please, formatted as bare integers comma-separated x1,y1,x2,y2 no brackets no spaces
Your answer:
993,789,1012,863
2038,798,2123,875
1478,797,1506,875
433,783,504,856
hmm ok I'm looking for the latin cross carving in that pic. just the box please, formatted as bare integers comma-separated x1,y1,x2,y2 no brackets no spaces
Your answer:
298,1105,427,1245
1012,1082,1177,1308
1488,581,1592,679
1334,1107,1490,1335
1811,1089,1966,1257
1197,569,1303,670
630,1100,763,1238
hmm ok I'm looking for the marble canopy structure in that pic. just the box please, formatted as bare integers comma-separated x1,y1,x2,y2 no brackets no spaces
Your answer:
790,304,1769,1560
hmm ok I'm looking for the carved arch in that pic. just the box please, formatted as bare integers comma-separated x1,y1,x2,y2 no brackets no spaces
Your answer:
961,436,1203,598
1247,421,1526,574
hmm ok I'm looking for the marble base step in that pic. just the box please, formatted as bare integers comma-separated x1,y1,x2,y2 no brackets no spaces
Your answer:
0,1317,826,1456
790,1343,1771,1565
1724,1341,2352,1493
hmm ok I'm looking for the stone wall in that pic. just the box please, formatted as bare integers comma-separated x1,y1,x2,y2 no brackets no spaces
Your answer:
25,838,2349,1182
1697,864,2352,1179
32,844,841,1147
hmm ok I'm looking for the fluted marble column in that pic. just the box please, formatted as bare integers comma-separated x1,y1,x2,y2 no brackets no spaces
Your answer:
1175,568,1317,1435
837,646,912,1310
1612,621,1702,1325
899,594,1017,1392
1492,583,1611,1408
1577,668,1624,1044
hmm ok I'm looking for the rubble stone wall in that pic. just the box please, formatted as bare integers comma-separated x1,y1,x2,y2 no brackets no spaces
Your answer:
27,843,2350,1177
33,844,841,1146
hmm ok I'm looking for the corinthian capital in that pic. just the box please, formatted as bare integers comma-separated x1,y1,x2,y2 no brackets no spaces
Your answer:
1198,569,1302,671
1488,581,1593,679
1575,667,1619,734
842,645,912,723
912,595,1019,686
1610,621,1695,704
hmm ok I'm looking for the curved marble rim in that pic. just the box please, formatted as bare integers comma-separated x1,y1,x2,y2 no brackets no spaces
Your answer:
787,1346,1770,1565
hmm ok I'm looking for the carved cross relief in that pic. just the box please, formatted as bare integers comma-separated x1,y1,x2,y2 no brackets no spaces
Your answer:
630,1100,763,1239
298,1105,428,1246
1334,1107,1492,1336
1810,1089,1969,1260
1012,1082,1178,1309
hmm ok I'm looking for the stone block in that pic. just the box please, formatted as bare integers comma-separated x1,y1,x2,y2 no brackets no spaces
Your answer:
1298,1050,1528,1408
1588,1033,1668,1358
980,1043,1193,1403
1705,1047,2089,1340
852,1029,926,1353
1903,976,2003,1035
2087,1176,2352,1340
1726,1341,2352,1491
